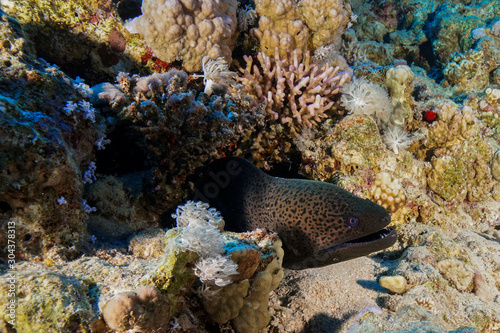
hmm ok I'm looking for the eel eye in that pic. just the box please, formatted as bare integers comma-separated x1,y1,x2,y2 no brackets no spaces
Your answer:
346,216,359,228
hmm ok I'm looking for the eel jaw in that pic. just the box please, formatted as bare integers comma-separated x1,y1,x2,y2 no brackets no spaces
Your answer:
320,228,397,254
285,228,397,270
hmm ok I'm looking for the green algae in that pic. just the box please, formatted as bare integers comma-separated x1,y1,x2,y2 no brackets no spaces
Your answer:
1,272,97,333
140,228,199,316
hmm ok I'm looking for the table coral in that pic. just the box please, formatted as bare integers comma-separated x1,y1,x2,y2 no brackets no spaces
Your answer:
125,0,238,72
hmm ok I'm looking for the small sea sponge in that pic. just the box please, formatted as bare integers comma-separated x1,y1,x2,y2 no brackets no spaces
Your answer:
379,275,407,294
227,244,262,281
370,172,407,212
101,286,171,332
385,65,415,128
437,258,474,292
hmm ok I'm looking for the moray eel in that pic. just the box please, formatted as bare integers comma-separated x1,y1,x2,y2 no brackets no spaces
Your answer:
194,157,397,269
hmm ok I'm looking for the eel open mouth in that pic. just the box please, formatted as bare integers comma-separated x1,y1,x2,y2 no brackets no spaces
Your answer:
320,228,397,253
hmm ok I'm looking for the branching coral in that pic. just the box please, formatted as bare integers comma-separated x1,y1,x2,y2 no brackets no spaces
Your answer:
239,47,351,137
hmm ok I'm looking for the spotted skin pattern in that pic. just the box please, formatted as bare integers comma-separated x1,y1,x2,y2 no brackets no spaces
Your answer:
194,157,397,269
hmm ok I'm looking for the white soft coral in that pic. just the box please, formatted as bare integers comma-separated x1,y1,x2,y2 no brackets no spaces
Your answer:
340,77,393,124
172,201,240,287
194,255,239,287
172,201,226,257
383,127,412,154
192,57,237,95
172,200,224,230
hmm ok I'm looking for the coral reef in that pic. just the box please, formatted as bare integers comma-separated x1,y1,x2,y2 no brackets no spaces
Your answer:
125,0,238,72
3,0,500,332
0,271,97,332
0,11,106,259
94,69,260,212
346,0,500,84
251,0,352,57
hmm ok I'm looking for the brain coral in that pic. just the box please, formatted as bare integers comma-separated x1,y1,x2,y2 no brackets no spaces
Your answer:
125,0,238,72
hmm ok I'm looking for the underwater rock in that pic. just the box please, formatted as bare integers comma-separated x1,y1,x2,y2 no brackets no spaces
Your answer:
379,275,408,294
0,271,97,332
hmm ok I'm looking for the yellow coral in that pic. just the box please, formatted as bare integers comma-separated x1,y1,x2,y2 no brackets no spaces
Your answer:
201,280,250,324
252,0,351,57
199,236,284,332
370,172,406,212
232,252,284,333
